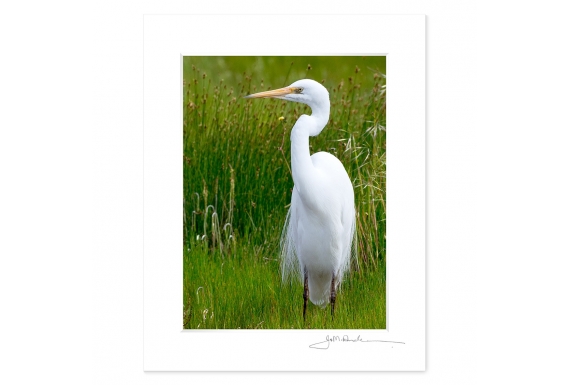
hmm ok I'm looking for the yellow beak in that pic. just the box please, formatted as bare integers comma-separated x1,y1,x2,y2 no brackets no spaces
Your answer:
244,87,295,99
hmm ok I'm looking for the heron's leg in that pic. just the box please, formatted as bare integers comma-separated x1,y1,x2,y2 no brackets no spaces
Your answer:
330,272,337,320
303,268,309,322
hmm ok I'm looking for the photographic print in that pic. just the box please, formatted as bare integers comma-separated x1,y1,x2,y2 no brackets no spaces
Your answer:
144,14,424,370
183,56,387,329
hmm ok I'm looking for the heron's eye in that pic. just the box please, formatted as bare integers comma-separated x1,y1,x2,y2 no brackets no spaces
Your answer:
294,87,303,94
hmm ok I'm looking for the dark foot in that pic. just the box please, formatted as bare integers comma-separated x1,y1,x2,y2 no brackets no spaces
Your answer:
330,272,337,320
303,269,309,322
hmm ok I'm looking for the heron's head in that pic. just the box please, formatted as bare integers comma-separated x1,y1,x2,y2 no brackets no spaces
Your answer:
245,79,330,113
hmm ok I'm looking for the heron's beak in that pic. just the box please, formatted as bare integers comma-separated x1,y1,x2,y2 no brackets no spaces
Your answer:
244,87,294,99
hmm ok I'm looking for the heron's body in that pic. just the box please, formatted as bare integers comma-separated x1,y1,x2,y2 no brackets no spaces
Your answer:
246,79,356,318
287,150,355,306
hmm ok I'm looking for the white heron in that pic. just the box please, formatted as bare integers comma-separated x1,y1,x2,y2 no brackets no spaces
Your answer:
245,79,356,320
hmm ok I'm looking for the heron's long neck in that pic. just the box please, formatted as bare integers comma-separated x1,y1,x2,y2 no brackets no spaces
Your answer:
290,104,329,198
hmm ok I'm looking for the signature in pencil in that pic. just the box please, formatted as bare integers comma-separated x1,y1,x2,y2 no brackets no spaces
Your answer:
309,335,405,350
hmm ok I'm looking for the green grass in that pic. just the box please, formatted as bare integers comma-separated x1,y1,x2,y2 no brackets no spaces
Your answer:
183,245,385,329
183,56,386,329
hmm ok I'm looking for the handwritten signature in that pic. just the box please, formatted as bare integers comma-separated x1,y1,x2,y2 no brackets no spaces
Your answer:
309,335,405,350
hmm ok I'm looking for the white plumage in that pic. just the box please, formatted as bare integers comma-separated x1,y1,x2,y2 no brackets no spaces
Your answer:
246,79,357,318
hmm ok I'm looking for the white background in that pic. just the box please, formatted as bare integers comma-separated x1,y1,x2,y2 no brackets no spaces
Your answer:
1,0,569,384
